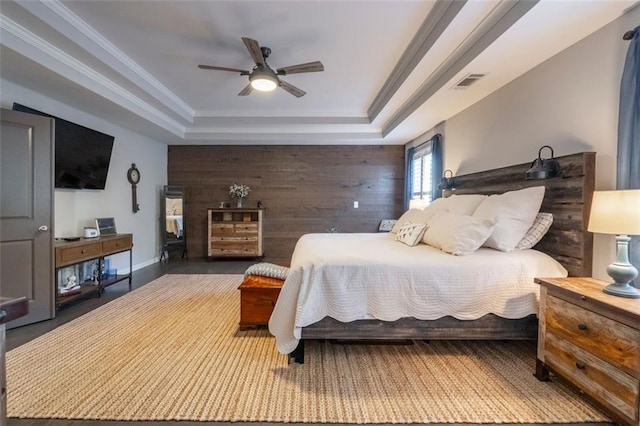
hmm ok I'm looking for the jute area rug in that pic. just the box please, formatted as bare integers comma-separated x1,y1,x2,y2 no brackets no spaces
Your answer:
7,274,608,423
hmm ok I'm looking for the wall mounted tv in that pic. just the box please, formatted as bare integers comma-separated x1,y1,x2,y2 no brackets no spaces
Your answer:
12,103,115,190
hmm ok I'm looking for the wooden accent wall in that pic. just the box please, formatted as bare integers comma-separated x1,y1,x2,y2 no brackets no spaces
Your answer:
168,145,405,263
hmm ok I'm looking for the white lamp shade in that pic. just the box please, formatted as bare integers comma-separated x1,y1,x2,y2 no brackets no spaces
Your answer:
588,189,640,235
409,199,428,210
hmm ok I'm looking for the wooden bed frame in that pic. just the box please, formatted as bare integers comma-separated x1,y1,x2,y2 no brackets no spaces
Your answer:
289,152,595,363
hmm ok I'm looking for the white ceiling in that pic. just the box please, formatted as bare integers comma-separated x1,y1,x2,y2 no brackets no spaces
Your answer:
0,0,636,145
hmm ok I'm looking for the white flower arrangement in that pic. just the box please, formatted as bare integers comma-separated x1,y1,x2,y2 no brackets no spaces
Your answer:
229,183,250,199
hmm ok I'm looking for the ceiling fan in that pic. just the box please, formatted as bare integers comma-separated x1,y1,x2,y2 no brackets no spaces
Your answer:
198,37,324,98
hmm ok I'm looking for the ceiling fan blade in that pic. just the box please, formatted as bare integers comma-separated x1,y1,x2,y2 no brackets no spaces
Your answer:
276,61,324,75
279,80,306,98
241,37,266,67
238,84,253,96
198,64,249,74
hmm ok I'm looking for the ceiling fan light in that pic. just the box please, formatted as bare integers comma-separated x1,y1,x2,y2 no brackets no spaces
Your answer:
250,72,278,92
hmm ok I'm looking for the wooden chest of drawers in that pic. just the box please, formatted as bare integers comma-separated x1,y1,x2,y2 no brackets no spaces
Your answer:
535,277,640,426
238,275,283,330
207,208,263,258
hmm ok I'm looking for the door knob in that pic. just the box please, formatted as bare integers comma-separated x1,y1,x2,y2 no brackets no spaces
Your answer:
38,225,49,232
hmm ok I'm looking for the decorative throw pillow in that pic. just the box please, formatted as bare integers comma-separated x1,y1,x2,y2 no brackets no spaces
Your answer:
391,209,438,233
515,212,553,250
395,222,428,247
473,186,545,252
244,263,290,280
426,194,488,216
422,212,496,256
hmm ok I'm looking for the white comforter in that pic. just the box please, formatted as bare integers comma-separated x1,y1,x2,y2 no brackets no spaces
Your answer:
268,233,567,354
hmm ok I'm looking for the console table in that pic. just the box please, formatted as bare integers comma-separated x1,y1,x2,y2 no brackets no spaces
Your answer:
55,234,133,309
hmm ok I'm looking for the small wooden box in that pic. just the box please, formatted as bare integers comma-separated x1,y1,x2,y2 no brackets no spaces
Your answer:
238,275,284,330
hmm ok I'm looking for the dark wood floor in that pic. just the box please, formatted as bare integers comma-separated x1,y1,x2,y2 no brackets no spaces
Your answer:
6,258,613,426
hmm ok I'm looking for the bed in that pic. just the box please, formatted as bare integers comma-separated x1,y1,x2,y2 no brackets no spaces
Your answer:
269,152,595,363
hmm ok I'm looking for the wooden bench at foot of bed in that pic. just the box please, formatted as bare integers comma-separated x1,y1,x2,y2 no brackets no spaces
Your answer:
238,275,284,330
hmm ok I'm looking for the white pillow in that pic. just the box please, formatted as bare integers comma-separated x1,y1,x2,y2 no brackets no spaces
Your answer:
422,212,496,256
427,194,488,215
515,212,553,250
395,222,428,247
391,209,438,233
473,186,546,252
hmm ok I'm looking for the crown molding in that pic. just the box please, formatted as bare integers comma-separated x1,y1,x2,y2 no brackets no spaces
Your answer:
367,0,466,122
17,0,194,123
0,13,186,136
193,112,369,126
184,128,381,143
381,0,539,137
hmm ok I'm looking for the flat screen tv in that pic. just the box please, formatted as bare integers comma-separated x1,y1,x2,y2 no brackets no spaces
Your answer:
12,103,115,190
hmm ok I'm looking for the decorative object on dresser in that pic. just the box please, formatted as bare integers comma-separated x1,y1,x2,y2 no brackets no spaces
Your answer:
207,208,263,258
535,277,640,426
588,189,640,298
525,145,561,180
228,183,250,208
54,234,133,309
94,217,116,235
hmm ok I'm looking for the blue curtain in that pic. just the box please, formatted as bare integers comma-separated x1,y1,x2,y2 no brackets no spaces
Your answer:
405,146,415,210
430,134,443,200
616,26,640,281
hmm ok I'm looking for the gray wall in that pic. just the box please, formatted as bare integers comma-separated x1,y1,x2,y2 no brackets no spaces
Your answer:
441,5,640,280
0,79,168,272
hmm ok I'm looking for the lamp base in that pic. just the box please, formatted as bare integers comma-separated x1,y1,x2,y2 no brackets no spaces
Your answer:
603,282,640,299
603,234,640,298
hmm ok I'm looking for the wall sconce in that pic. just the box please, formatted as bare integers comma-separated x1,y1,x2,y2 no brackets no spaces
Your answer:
438,169,456,190
525,145,560,179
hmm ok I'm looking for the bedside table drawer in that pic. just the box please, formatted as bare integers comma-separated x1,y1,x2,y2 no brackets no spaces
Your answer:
545,332,639,424
546,295,640,376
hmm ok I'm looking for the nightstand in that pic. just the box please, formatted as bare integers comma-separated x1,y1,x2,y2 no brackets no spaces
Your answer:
535,277,640,426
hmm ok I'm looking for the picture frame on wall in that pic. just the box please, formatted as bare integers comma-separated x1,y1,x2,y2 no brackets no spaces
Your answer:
95,217,117,235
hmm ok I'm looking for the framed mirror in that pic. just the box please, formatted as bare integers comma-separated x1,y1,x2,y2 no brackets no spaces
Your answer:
160,185,187,261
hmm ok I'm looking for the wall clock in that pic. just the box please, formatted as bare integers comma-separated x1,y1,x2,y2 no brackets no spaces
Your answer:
127,163,140,213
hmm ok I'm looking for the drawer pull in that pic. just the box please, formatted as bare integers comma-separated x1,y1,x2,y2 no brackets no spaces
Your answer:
577,323,588,331
81,249,85,254
575,361,586,370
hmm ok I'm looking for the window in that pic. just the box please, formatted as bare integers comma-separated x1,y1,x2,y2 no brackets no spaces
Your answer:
406,134,442,208
410,143,433,202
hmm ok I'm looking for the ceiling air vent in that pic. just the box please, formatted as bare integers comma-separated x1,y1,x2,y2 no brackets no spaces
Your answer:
452,73,486,89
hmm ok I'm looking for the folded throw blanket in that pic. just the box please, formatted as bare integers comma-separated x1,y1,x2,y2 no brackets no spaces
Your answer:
244,262,290,281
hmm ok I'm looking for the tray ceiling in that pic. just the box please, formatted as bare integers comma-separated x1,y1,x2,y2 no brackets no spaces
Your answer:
0,0,635,145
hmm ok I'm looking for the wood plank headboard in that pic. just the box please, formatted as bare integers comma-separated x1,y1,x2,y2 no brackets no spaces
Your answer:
444,152,595,277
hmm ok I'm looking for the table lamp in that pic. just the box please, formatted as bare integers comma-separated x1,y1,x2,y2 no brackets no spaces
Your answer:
587,189,640,298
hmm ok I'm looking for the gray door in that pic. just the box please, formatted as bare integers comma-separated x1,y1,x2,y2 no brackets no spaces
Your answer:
0,108,55,328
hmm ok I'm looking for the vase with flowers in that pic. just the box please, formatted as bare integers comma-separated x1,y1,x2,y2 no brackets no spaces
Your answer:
229,183,251,208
